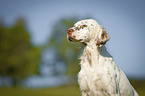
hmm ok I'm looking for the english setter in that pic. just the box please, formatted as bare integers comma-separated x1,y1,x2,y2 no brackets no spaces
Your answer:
67,19,139,96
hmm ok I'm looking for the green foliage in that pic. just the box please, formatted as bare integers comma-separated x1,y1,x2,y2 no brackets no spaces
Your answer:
0,19,41,83
47,17,84,77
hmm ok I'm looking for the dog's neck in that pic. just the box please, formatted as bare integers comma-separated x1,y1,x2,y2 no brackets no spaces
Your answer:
80,41,112,70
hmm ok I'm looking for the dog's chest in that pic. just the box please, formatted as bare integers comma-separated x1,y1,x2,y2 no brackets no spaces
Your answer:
78,46,118,95
78,56,117,95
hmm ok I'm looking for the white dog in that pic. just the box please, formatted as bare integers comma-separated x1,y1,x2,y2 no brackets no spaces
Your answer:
67,19,139,96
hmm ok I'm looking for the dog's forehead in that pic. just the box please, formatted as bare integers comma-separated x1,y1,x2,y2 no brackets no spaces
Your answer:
74,19,96,26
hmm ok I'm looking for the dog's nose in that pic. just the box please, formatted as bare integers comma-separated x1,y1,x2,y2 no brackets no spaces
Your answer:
67,28,74,34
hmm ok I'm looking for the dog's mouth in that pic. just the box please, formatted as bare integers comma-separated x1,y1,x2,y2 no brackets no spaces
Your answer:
68,36,78,42
68,36,83,42
68,37,74,41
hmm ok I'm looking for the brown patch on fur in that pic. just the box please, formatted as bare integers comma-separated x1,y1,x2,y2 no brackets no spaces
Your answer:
96,28,109,47
82,25,87,27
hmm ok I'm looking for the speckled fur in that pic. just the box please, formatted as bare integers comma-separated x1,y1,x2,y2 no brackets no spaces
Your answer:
67,19,139,96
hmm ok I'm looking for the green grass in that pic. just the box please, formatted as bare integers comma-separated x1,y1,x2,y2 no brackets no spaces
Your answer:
0,85,81,96
130,80,145,96
0,80,145,96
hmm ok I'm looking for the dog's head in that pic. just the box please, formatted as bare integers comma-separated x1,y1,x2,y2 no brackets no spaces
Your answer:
67,19,109,47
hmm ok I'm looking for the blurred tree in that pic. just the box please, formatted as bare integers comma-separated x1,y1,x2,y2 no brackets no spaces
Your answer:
0,18,41,85
47,17,90,83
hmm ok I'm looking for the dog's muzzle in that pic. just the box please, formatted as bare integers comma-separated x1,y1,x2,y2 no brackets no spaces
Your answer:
67,28,75,41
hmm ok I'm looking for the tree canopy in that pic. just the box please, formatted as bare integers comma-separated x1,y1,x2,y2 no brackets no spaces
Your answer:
0,19,41,84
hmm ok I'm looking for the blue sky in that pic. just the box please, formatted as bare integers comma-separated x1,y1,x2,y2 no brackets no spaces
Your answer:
0,0,145,79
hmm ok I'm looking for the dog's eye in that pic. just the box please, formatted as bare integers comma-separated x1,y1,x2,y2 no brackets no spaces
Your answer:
75,27,79,30
82,25,87,27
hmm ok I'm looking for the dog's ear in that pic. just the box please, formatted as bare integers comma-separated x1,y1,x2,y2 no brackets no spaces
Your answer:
96,27,109,47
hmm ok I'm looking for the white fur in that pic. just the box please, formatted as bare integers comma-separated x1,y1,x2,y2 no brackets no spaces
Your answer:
67,19,139,96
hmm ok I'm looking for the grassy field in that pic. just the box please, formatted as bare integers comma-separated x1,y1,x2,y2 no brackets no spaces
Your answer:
130,80,145,96
0,85,81,96
0,80,145,96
